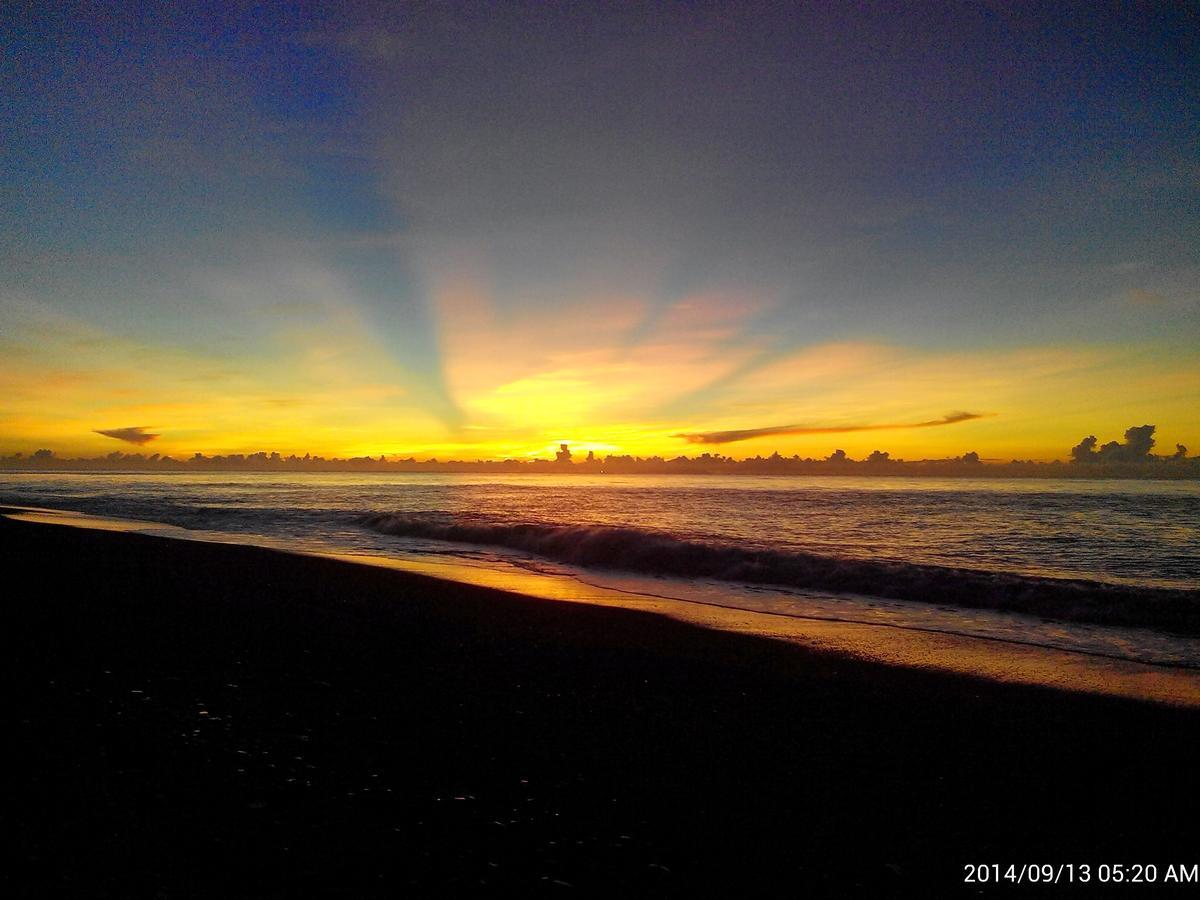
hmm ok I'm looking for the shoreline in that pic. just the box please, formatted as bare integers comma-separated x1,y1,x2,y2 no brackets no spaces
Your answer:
6,513,1200,892
6,505,1200,707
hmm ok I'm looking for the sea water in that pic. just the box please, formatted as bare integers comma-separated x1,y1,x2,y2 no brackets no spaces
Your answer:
2,472,1197,669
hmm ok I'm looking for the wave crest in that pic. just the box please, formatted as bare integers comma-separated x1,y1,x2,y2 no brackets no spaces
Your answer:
359,513,1200,635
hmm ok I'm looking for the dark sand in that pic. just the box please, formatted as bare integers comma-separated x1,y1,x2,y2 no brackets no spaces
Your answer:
6,516,1198,895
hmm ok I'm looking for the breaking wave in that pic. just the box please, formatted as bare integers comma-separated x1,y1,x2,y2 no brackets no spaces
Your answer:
360,513,1200,635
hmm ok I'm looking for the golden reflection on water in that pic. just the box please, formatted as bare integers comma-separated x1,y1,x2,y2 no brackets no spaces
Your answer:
331,551,1200,709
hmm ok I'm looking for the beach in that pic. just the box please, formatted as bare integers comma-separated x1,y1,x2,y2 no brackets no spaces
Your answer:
7,513,1199,895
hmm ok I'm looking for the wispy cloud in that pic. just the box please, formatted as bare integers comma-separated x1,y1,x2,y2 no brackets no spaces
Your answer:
95,426,160,445
675,412,985,445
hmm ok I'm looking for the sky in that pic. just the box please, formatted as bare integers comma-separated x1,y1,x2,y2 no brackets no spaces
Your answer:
2,1,1197,461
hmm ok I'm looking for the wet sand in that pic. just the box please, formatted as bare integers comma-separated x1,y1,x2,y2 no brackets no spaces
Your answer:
6,515,1199,894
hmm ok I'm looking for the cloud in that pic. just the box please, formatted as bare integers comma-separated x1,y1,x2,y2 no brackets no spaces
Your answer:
1070,424,1157,463
95,426,160,445
675,412,985,445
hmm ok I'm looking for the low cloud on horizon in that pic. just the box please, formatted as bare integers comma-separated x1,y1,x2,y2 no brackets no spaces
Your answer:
675,412,986,445
94,426,160,445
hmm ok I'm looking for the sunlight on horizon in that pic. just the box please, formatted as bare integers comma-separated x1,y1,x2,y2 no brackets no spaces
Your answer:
3,277,1197,461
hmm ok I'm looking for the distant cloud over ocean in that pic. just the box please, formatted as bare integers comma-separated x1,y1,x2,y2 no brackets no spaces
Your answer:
94,427,160,445
676,412,985,445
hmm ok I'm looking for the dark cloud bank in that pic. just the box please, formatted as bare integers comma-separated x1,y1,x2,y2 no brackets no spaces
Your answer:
1070,424,1187,464
2,426,1195,479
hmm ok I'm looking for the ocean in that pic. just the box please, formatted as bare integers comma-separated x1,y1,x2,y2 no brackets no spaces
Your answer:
3,472,1198,669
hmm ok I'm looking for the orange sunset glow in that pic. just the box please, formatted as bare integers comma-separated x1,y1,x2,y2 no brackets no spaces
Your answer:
4,280,1197,462
3,0,1198,465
